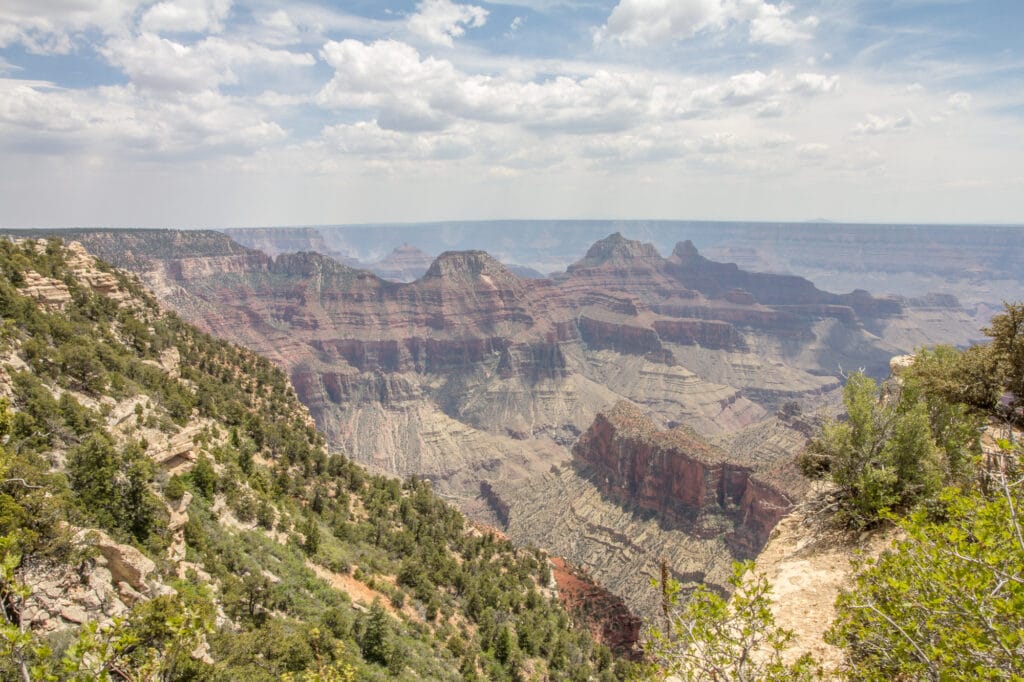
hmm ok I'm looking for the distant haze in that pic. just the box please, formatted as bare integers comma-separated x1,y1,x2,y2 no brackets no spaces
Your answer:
222,221,1024,307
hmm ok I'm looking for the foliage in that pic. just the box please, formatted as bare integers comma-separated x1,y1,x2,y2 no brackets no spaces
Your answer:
0,238,640,681
827,471,1024,681
645,561,818,681
807,304,1024,678
801,373,941,525
984,301,1024,422
801,367,983,527
67,434,168,550
906,344,1002,414
164,475,186,501
189,454,215,499
280,633,358,682
57,592,212,681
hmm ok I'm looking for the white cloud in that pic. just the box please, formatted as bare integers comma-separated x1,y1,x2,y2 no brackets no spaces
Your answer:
853,111,915,135
790,72,839,96
946,91,971,111
318,39,458,131
697,131,737,153
746,1,817,45
257,9,301,44
797,142,828,158
0,56,21,75
0,78,287,154
407,0,488,47
140,0,232,34
595,0,817,47
755,100,784,117
0,0,146,53
102,33,314,93
317,38,839,135
323,120,477,160
691,69,829,109
596,0,728,46
760,132,793,147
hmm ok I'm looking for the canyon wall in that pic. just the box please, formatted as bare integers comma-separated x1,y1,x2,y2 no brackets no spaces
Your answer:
573,402,798,553
225,221,1024,308
10,227,982,621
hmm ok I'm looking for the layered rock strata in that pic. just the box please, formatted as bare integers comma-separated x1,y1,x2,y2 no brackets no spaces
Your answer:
17,228,978,621
573,402,794,552
502,403,809,617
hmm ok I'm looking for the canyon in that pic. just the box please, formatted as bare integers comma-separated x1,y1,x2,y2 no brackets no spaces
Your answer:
224,221,1024,311
34,227,982,619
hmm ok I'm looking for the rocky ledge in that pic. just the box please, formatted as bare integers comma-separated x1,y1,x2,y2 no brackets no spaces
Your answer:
573,401,797,553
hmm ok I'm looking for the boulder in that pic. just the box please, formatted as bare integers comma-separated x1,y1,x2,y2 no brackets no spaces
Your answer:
77,529,155,596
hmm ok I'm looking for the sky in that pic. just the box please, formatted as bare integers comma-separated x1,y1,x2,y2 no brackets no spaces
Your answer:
0,0,1022,228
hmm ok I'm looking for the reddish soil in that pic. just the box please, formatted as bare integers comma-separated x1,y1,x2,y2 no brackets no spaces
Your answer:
550,557,642,659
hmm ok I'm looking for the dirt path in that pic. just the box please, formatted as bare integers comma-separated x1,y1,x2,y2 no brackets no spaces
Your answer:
754,489,897,675
306,562,420,621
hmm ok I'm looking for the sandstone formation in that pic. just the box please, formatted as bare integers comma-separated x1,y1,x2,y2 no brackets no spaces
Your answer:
22,528,163,636
501,403,808,617
27,228,978,620
572,402,797,553
19,270,72,309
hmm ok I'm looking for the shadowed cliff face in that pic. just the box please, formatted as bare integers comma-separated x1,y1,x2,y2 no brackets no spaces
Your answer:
573,402,796,554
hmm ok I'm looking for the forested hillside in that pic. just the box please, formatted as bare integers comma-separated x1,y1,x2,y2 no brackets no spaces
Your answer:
0,238,636,681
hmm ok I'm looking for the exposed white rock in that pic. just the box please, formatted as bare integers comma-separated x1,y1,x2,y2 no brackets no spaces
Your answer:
77,528,156,596
889,354,915,376
19,270,71,309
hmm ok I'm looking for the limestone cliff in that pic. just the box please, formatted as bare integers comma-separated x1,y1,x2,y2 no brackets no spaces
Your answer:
573,402,800,554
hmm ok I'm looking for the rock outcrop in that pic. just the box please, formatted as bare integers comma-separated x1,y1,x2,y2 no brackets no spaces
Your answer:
550,557,642,658
368,244,434,282
573,402,798,553
221,221,1022,313
80,529,157,598
23,528,162,635
752,486,900,673
19,271,72,309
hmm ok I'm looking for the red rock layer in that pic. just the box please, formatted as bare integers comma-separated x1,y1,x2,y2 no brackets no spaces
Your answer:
550,557,643,659
572,402,797,553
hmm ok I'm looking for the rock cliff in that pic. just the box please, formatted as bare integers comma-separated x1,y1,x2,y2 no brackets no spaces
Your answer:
17,228,973,621
219,222,1024,312
368,244,434,282
572,402,795,552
